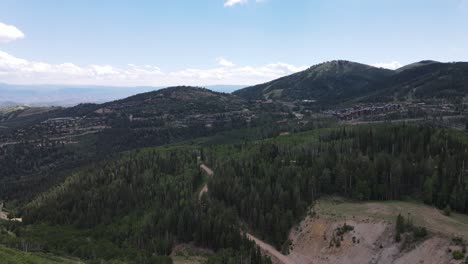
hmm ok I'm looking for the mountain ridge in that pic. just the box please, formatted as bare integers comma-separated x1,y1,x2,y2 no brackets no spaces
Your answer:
233,60,394,104
234,60,468,105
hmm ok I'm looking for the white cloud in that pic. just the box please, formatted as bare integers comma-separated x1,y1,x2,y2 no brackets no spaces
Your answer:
0,22,25,43
372,61,403,70
224,0,267,7
0,50,306,86
216,57,235,67
224,0,248,7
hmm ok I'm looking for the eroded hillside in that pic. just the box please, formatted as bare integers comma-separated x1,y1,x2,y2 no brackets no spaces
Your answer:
283,198,468,264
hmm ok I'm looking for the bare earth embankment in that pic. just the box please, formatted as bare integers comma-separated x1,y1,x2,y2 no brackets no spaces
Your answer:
197,164,294,264
286,198,468,264
193,163,468,264
246,233,294,264
198,164,214,200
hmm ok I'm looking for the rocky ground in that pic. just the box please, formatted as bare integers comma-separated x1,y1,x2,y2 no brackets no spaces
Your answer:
283,198,468,264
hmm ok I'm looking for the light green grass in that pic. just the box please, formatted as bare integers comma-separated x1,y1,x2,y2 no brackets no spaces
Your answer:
316,197,468,239
172,255,207,264
0,245,83,264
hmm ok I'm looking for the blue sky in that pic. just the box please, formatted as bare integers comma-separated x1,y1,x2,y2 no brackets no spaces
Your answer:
0,0,467,86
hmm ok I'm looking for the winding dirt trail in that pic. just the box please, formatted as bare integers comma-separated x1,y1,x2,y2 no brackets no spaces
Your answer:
246,233,295,264
198,185,209,200
199,163,295,264
198,164,214,200
200,164,214,176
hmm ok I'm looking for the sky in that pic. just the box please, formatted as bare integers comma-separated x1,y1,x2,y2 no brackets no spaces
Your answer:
0,0,467,87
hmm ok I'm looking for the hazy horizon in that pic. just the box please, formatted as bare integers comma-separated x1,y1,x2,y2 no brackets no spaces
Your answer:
1,0,467,87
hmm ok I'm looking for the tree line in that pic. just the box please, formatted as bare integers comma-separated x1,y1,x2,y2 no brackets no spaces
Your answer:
12,147,271,263
205,124,468,249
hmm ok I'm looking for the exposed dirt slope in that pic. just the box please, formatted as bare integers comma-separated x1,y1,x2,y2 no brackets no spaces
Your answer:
198,164,214,200
197,162,467,264
200,164,213,176
286,198,467,264
198,164,293,264
246,233,294,264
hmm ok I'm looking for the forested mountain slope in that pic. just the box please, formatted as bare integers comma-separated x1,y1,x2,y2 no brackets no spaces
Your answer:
3,123,468,263
233,60,394,104
395,60,439,73
1,146,271,263
361,62,468,102
204,124,468,249
233,60,468,106
0,86,294,206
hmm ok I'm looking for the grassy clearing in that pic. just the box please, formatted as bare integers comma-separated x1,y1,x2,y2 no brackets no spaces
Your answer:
0,245,83,264
172,255,207,264
170,244,211,264
316,197,468,239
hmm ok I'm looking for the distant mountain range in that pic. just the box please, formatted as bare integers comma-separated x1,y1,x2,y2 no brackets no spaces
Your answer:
1,60,467,109
0,84,246,107
234,60,393,103
234,60,468,105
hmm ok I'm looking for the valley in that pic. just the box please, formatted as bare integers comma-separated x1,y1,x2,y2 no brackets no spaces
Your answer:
286,198,468,264
1,60,468,264
2,2,468,263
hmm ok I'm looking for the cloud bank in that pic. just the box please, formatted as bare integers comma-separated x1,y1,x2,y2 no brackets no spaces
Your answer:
0,22,25,43
224,0,248,7
224,0,266,7
216,57,235,67
0,50,307,86
372,61,403,70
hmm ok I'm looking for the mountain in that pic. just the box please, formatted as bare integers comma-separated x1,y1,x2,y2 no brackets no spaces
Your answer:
13,123,468,263
0,86,250,129
0,101,20,109
0,86,262,203
96,85,247,116
0,83,159,106
233,60,394,104
395,60,439,73
0,105,61,128
206,85,247,93
234,60,468,105
0,84,246,107
0,86,262,154
3,70,468,264
362,61,468,102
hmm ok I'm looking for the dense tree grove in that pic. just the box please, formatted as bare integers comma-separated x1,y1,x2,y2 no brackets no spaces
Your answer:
206,124,468,248
14,147,270,263
3,123,468,262
0,141,94,202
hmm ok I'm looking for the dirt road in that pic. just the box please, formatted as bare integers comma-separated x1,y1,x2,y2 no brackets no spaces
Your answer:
199,164,294,264
200,164,214,176
198,164,214,200
0,211,7,220
198,185,209,200
0,141,19,147
246,233,295,264
0,131,99,148
346,118,425,125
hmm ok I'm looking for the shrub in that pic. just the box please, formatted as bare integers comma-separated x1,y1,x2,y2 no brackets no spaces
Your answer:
396,214,405,234
453,250,465,260
395,232,401,242
444,205,452,216
453,237,464,245
281,239,292,255
413,227,428,239
335,239,341,248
